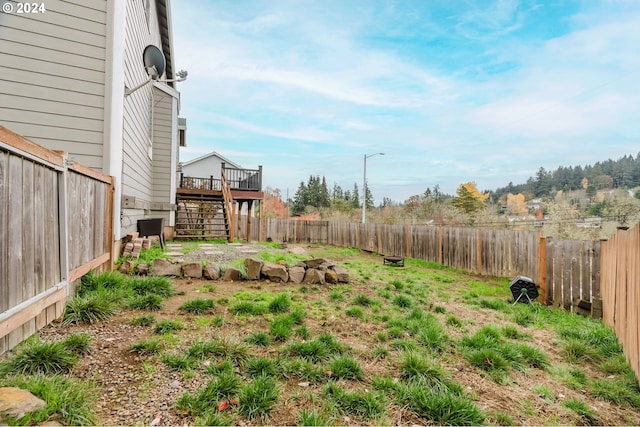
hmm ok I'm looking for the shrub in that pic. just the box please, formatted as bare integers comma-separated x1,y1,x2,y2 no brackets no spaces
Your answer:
129,339,163,355
297,410,331,426
352,294,375,307
245,357,277,378
128,315,156,326
268,293,291,313
3,340,77,375
282,340,329,363
270,315,294,341
327,355,363,380
63,295,118,325
161,354,194,371
230,301,268,316
245,332,271,347
345,307,364,318
61,333,92,355
186,340,221,360
79,270,127,295
465,348,510,383
392,294,413,308
322,382,386,421
154,319,185,334
238,375,280,419
563,398,599,425
179,298,215,314
128,294,164,311
177,373,241,415
129,276,175,297
394,382,485,426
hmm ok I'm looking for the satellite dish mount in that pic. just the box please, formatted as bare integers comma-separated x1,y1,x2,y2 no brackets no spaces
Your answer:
125,45,187,96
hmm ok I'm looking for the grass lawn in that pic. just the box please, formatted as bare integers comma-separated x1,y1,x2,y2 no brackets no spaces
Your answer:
1,244,639,426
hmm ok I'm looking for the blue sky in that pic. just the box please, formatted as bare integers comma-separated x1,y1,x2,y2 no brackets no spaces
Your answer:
170,0,640,203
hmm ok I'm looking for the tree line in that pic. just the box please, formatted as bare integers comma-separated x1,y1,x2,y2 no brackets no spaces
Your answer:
492,153,640,200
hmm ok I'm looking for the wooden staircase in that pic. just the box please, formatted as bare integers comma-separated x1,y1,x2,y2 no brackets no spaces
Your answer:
174,171,234,241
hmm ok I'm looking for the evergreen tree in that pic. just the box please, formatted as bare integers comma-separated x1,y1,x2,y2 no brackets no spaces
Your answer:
291,181,307,216
364,181,374,209
351,183,361,209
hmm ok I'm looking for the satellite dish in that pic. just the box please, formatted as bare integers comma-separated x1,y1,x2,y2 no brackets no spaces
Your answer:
142,45,165,80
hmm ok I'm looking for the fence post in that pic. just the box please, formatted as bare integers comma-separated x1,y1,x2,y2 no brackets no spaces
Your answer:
539,235,547,304
405,224,409,258
438,226,443,265
476,228,482,275
58,155,70,293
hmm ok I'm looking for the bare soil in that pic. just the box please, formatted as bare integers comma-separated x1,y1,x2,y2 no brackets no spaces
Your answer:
36,244,640,426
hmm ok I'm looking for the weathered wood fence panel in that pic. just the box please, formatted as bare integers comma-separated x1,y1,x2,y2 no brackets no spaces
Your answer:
0,126,114,355
0,143,63,353
545,239,600,313
265,219,540,280
601,224,640,382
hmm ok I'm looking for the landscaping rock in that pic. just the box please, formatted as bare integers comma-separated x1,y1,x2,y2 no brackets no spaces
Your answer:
288,266,306,284
303,268,325,284
119,260,135,274
332,265,350,283
203,263,220,280
262,263,288,282
134,263,149,275
223,267,243,281
182,262,202,279
244,258,264,280
0,387,46,421
152,259,180,276
304,258,327,269
325,268,338,284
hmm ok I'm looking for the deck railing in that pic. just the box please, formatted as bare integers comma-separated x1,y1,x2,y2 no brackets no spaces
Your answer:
179,174,222,191
178,164,262,192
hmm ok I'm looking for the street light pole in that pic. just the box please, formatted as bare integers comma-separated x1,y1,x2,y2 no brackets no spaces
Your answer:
362,152,384,224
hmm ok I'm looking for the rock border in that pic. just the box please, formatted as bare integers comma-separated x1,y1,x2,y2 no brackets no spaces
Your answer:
121,257,350,285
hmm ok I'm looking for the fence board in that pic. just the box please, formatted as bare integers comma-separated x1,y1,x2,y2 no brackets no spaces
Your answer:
34,165,46,295
1,128,113,356
22,160,36,338
0,152,7,314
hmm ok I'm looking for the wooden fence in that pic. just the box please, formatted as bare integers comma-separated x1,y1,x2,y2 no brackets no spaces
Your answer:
600,224,640,382
0,126,114,354
265,219,604,312
265,218,640,378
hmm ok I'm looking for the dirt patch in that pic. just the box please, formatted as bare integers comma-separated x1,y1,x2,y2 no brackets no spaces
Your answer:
29,244,640,426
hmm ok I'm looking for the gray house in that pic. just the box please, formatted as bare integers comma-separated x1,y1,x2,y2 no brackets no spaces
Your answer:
0,0,184,254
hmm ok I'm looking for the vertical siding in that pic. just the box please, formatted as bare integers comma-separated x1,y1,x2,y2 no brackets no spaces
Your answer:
0,0,107,170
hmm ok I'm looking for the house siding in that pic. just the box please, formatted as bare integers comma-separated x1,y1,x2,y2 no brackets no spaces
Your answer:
0,0,107,171
182,157,238,180
120,0,159,233
150,86,178,225
120,0,176,235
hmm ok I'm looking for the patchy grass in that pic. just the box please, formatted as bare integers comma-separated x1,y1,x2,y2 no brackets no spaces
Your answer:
179,298,215,314
22,244,640,426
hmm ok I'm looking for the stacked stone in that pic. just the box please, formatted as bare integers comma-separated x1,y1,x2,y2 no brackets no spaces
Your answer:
140,257,349,284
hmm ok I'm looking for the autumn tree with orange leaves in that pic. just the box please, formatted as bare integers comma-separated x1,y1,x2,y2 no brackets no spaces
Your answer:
451,182,489,216
506,193,528,216
261,187,289,219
